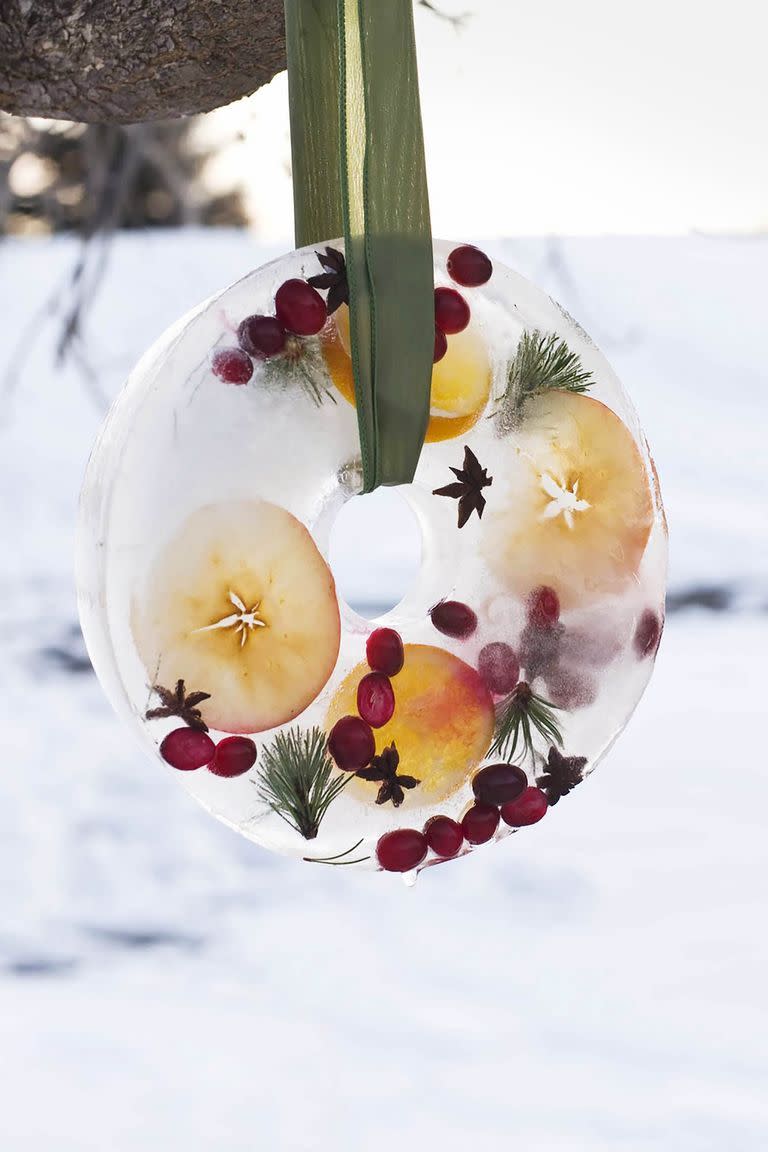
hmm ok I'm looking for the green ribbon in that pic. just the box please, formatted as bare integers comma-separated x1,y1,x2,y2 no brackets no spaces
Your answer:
285,0,434,491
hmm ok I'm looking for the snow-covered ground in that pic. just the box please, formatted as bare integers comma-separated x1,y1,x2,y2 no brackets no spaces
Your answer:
0,233,766,1150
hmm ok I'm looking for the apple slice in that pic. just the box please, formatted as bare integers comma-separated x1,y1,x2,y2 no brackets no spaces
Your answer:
132,500,340,733
327,643,495,805
484,392,653,609
322,306,491,443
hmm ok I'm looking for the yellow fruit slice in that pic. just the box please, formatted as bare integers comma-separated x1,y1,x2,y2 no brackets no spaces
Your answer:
327,644,494,805
484,392,653,609
322,306,491,443
132,500,341,734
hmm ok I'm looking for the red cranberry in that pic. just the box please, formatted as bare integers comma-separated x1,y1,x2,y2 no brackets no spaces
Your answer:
472,762,527,806
211,347,253,385
434,286,470,335
447,244,493,287
430,600,477,639
527,585,560,629
160,727,215,771
366,628,404,676
275,279,327,336
634,609,663,659
519,621,563,679
424,815,464,859
328,715,375,771
434,326,448,363
209,736,257,778
543,666,598,711
501,786,549,827
478,642,520,695
238,314,286,358
376,829,428,872
461,803,500,845
357,672,395,728
559,624,623,668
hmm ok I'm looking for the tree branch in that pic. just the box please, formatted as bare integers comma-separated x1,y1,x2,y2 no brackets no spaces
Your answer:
0,0,460,125
0,0,287,123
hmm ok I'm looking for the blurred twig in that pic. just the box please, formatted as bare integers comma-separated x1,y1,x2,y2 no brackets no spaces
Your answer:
417,0,469,28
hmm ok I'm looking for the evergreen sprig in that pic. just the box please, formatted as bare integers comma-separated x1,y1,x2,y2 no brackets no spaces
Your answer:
490,682,563,762
497,329,594,427
256,726,349,840
260,336,337,407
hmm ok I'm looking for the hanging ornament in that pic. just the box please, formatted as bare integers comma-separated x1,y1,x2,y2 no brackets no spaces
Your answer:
77,238,666,875
76,0,666,879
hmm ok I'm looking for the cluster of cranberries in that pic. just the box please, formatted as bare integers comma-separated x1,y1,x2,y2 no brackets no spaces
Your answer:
522,588,662,706
428,594,521,695
376,761,549,873
429,584,596,711
160,728,257,779
327,628,404,772
211,277,328,385
432,244,492,364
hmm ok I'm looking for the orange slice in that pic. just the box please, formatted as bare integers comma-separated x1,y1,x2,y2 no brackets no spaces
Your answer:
327,643,494,805
322,306,491,443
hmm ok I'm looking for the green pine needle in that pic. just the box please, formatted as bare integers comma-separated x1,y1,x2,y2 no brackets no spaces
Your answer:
256,726,349,840
304,838,371,866
260,336,337,407
497,329,594,427
490,682,564,762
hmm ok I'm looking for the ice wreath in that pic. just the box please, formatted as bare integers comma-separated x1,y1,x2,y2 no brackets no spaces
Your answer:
77,240,667,877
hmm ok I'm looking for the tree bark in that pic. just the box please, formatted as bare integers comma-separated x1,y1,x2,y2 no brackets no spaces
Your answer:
0,0,287,123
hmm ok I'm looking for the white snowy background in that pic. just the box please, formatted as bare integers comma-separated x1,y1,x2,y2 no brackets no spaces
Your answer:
1,232,767,1150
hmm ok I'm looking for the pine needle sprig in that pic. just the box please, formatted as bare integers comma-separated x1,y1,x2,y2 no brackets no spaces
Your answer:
490,681,563,762
256,726,349,840
496,329,594,428
260,336,337,407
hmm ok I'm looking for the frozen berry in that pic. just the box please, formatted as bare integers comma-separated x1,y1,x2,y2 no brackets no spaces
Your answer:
160,727,215,771
275,279,327,336
328,715,375,771
559,624,623,668
543,666,598,711
434,326,448,363
501,786,548,827
472,762,527,806
366,627,404,676
527,585,560,629
434,286,470,335
447,244,493,287
424,815,464,859
377,829,428,873
519,621,563,678
209,736,257,778
461,803,500,845
211,347,253,385
238,314,286,358
478,642,520,695
634,609,663,659
430,600,477,639
357,672,395,728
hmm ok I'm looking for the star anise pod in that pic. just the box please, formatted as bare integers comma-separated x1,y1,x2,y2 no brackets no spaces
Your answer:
433,444,493,528
145,679,211,733
307,246,349,315
536,745,587,805
355,742,420,808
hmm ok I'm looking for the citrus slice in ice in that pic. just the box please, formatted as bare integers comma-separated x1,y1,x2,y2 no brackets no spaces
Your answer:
327,643,495,805
322,306,491,443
